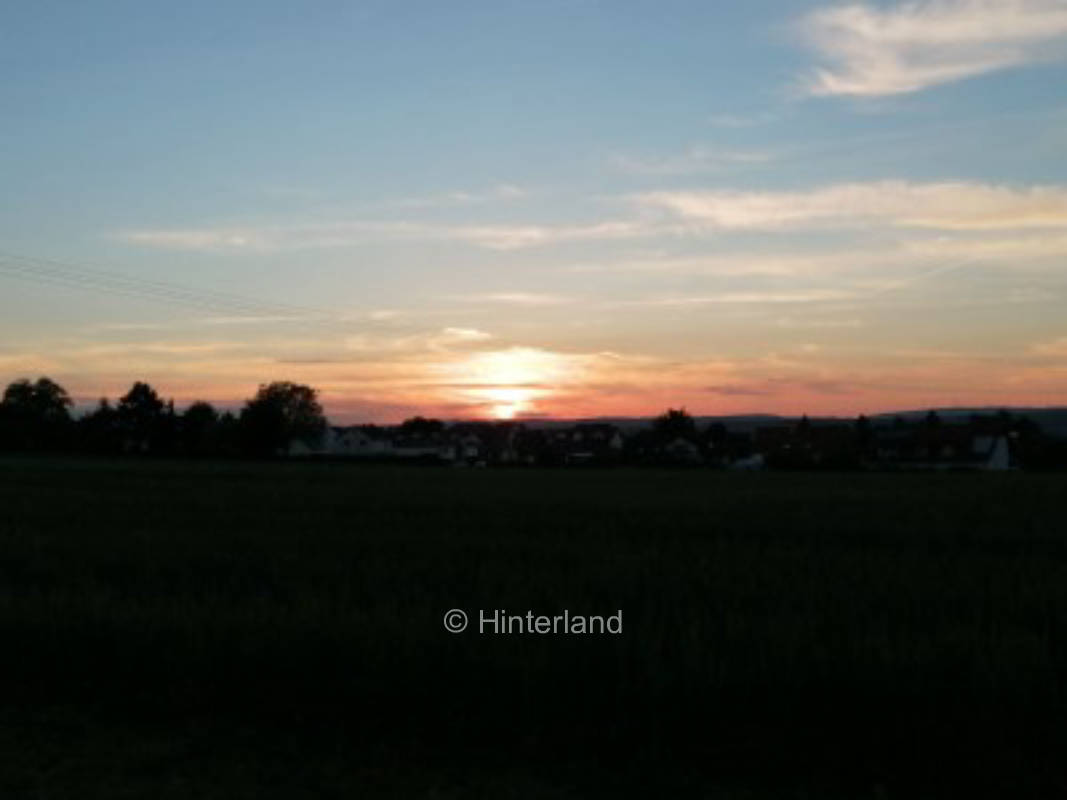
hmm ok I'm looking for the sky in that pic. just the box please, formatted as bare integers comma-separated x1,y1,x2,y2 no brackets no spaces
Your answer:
2,0,1067,422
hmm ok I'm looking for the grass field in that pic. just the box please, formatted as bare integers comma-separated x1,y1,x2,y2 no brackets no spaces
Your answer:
2,457,1066,797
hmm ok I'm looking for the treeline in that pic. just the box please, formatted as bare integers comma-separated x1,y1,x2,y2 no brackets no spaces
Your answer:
4,375,1067,469
0,377,326,457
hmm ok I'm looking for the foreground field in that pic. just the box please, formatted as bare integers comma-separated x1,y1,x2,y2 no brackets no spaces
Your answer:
1,458,1066,797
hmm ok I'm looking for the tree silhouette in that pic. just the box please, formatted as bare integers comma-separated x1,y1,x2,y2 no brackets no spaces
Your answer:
653,408,696,441
855,414,873,453
117,381,166,453
706,422,728,447
0,377,73,450
239,381,326,456
400,416,445,437
2,377,71,419
78,398,121,454
181,401,221,456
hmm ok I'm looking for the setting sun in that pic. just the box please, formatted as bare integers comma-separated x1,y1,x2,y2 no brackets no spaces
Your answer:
442,347,582,419
482,387,530,420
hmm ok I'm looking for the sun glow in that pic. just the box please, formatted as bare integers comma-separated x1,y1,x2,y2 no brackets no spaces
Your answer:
482,386,531,420
444,347,580,420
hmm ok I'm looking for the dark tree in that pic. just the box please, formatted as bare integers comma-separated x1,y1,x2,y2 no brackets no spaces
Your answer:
0,377,73,450
995,408,1013,434
117,382,166,453
653,408,696,441
77,398,121,454
181,401,221,456
215,411,241,457
855,414,873,452
706,422,728,447
239,381,326,456
2,377,71,419
400,416,445,437
118,381,163,415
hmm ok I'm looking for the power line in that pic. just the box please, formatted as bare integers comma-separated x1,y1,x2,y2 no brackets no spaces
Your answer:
0,249,357,329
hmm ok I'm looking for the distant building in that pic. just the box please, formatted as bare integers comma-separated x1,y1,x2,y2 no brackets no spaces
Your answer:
729,453,765,471
561,423,624,465
872,425,1012,471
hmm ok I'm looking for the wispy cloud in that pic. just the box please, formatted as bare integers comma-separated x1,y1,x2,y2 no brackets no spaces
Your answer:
903,232,1067,260
627,289,856,306
636,180,1067,231
391,184,526,209
707,111,780,128
798,0,1067,97
197,315,310,326
776,316,865,329
77,342,248,357
434,327,493,346
1031,336,1067,356
92,321,172,332
570,249,917,277
570,230,1067,281
112,183,1067,258
705,377,853,397
450,221,650,250
117,218,652,253
451,292,574,306
341,327,495,356
611,146,775,175
703,383,774,396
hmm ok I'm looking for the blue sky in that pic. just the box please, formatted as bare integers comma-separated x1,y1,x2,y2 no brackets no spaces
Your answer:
2,1,1067,421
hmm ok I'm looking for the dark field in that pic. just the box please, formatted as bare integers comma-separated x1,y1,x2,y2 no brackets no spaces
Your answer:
2,458,1066,798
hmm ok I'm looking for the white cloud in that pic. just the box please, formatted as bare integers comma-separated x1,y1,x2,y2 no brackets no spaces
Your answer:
438,327,492,342
799,0,1067,97
636,180,1067,231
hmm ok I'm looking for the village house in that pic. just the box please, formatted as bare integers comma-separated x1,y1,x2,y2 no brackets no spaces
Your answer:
283,411,1029,472
872,423,1012,471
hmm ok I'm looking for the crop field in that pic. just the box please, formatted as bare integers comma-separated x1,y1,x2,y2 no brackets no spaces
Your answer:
1,457,1066,798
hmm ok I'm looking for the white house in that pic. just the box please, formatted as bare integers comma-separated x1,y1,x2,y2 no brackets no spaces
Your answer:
287,426,392,458
974,435,1012,471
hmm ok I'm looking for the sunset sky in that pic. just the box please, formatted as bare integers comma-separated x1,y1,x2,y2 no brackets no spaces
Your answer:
3,0,1067,422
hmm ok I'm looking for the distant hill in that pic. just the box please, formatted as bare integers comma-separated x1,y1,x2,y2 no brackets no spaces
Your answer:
520,414,787,433
868,407,1067,437
517,407,1067,437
